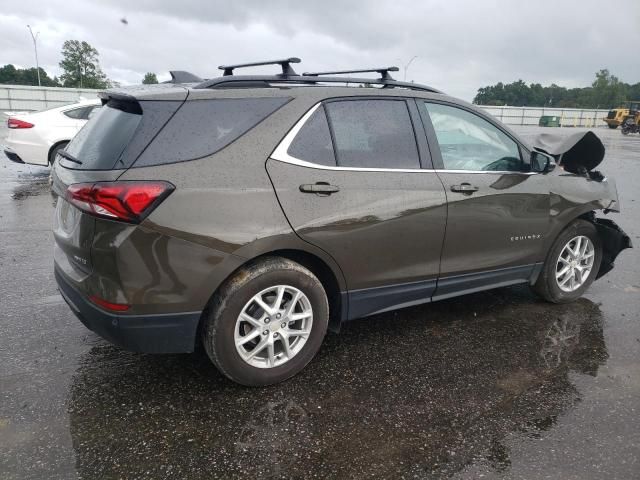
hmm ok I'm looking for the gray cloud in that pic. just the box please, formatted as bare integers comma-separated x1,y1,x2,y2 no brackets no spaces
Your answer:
1,0,638,100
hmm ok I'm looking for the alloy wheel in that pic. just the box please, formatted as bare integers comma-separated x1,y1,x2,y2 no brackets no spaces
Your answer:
555,235,595,292
234,285,313,368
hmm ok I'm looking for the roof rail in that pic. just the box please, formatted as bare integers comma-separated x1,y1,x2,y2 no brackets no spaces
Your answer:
194,74,442,94
218,57,301,76
303,67,400,80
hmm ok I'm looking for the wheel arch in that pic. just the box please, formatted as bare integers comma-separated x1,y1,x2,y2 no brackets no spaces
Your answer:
544,210,631,281
196,247,346,350
48,140,70,165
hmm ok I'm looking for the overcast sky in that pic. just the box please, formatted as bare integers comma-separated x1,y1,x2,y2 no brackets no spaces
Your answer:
1,0,639,101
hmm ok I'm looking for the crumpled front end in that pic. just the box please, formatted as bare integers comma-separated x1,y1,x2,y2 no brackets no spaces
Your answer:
593,217,632,279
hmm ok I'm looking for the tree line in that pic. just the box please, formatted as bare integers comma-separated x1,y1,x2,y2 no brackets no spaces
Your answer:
474,69,639,109
1,39,158,88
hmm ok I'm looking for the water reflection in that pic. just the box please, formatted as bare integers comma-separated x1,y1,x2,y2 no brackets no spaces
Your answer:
9,171,50,200
67,288,606,479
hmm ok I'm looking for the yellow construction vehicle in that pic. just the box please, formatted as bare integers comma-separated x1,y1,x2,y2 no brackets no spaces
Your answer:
604,101,640,129
621,102,640,135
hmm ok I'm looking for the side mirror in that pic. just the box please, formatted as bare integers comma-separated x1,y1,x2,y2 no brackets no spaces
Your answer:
531,151,555,173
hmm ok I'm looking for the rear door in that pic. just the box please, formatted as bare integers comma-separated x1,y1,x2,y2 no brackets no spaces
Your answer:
417,100,550,299
267,98,447,319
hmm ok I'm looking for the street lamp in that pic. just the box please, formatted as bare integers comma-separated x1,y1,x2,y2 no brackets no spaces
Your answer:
404,56,418,82
26,25,41,87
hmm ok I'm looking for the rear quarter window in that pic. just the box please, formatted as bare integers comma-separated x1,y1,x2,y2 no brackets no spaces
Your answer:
133,97,291,167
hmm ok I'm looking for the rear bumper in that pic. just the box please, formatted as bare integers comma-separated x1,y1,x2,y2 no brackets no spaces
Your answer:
55,267,202,353
3,148,25,164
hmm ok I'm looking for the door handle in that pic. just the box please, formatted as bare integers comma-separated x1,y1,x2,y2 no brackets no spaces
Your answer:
299,183,340,195
450,183,479,194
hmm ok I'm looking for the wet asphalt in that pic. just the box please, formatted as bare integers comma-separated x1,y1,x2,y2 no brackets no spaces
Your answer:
0,125,638,480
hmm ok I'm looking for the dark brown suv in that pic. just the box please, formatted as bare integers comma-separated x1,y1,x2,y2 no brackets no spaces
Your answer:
52,58,631,386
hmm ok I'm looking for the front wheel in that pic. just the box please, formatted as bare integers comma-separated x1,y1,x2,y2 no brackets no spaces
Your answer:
533,219,602,303
202,257,329,386
607,124,618,129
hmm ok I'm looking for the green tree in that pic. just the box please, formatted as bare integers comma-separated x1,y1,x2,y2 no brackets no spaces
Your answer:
142,72,158,84
59,40,110,89
0,64,60,86
474,69,636,108
590,69,626,108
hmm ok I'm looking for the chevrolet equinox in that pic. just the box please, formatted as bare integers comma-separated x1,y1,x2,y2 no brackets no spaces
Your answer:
52,58,631,386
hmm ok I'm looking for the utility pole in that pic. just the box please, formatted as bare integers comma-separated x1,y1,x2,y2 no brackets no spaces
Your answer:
404,56,418,82
26,25,41,87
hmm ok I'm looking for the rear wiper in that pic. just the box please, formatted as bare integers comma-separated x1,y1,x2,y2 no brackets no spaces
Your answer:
57,150,83,165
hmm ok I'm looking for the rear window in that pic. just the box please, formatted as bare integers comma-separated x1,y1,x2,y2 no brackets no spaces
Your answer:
133,97,291,167
62,100,142,170
63,107,89,119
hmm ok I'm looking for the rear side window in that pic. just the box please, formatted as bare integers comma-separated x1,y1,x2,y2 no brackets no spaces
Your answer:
63,100,142,170
287,107,336,166
63,107,89,119
325,100,420,169
134,97,290,167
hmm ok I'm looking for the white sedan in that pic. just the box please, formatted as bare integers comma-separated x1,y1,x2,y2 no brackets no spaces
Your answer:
3,98,101,167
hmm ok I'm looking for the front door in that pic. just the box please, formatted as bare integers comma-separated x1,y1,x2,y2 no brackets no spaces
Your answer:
267,98,447,319
418,100,550,299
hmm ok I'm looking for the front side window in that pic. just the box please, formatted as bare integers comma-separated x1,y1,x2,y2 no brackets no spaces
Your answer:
325,100,420,169
422,102,523,172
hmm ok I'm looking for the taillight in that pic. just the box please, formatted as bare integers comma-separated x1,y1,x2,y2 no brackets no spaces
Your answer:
66,181,174,223
8,118,34,129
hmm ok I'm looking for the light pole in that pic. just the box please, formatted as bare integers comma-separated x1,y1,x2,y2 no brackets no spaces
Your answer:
404,56,418,82
26,25,41,87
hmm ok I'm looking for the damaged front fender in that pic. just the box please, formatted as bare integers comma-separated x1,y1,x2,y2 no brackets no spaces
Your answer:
593,218,632,279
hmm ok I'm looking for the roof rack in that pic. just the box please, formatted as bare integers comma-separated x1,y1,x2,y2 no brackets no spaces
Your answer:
218,57,301,76
194,75,442,94
194,57,442,93
303,67,399,80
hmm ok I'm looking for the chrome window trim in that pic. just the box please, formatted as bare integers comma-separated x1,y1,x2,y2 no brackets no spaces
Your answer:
270,101,538,175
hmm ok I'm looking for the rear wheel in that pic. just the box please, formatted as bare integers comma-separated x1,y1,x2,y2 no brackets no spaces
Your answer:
48,142,68,186
48,142,68,165
533,220,602,303
202,257,329,386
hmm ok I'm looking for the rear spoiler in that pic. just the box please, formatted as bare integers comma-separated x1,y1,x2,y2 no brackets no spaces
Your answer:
163,70,203,84
97,92,142,114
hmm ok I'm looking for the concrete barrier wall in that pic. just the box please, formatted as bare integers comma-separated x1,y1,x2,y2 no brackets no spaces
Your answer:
0,84,101,112
477,105,610,128
0,84,611,128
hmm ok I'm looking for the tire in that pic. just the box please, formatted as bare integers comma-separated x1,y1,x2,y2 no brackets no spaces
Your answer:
607,124,618,129
202,257,329,386
533,219,602,304
49,142,68,165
